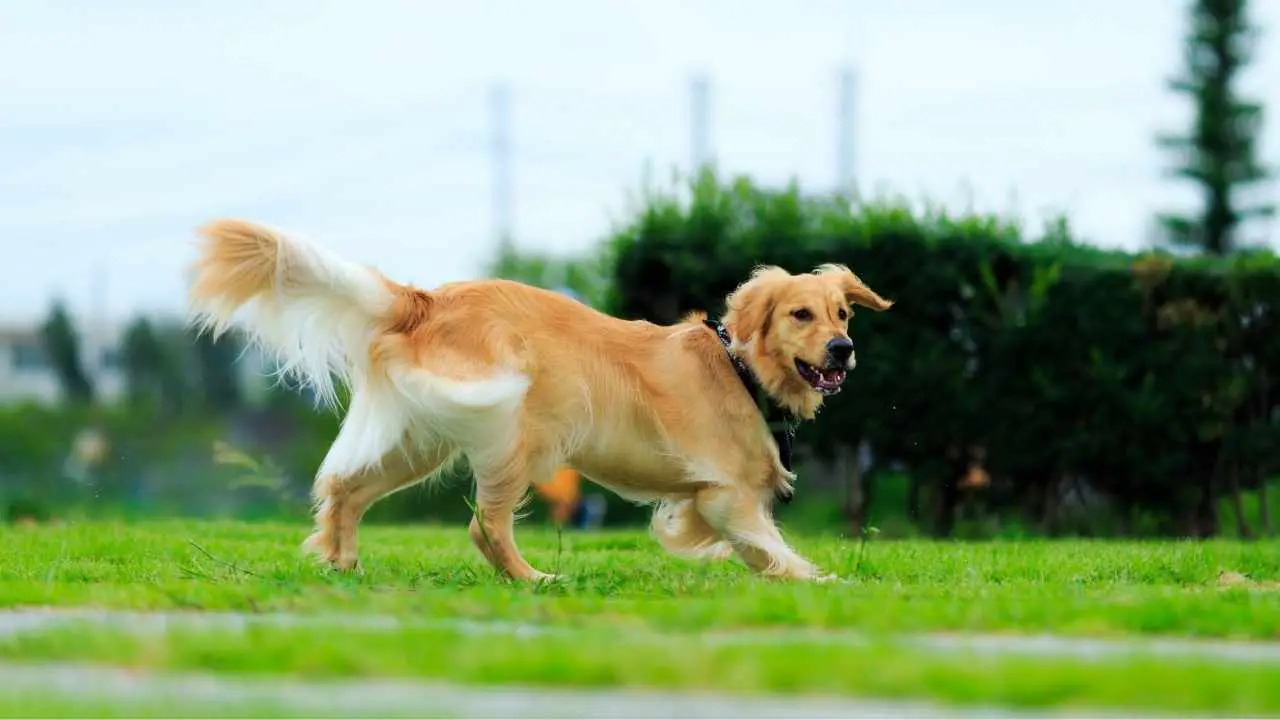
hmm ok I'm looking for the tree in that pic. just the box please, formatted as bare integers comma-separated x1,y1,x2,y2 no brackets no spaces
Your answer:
38,300,94,404
121,316,187,412
192,329,243,413
121,317,162,405
487,244,613,309
1157,0,1273,255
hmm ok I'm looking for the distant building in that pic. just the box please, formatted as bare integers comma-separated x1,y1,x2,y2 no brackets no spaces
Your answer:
0,320,275,407
0,323,124,405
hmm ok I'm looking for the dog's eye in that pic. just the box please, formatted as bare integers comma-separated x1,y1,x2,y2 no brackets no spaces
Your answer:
838,308,848,321
792,308,813,322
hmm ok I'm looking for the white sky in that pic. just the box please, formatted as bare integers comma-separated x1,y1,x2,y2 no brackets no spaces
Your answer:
2,0,1278,325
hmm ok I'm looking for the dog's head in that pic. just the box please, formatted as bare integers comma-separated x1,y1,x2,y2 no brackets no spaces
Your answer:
722,263,892,418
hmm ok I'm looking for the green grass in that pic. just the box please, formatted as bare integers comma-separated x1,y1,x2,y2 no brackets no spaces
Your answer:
3,520,1278,638
4,623,1280,715
2,520,1280,715
0,694,327,720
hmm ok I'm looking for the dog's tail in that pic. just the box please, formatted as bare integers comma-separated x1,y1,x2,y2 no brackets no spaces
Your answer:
187,218,409,408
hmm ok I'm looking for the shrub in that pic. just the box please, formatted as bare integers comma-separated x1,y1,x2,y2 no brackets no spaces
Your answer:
605,171,1279,537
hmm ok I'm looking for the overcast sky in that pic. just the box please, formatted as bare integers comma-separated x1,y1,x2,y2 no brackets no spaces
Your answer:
2,0,1278,326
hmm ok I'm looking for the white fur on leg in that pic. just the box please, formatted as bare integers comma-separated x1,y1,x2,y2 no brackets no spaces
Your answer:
650,499,733,560
316,388,413,481
695,486,827,580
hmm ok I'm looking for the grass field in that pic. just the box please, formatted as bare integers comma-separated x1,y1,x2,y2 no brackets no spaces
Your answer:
2,519,1280,716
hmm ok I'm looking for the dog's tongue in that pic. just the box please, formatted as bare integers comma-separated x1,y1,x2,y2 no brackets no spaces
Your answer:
819,368,846,387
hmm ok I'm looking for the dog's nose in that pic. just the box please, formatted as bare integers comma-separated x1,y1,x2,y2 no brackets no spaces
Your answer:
826,337,854,365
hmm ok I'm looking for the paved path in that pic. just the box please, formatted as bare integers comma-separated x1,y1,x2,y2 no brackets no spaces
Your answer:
0,608,1268,717
0,662,1142,718
2,607,1278,664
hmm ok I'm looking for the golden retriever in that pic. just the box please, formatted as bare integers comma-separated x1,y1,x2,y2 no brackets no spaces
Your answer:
187,219,893,582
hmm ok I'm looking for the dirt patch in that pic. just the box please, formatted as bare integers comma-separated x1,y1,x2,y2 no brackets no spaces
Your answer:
1218,571,1280,591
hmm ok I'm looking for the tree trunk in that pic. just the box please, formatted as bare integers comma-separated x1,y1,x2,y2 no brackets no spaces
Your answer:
1257,466,1274,538
1196,470,1218,538
1185,444,1222,538
1039,475,1060,536
934,467,960,538
1116,492,1133,537
1228,465,1253,539
859,472,877,537
840,445,864,536
907,474,922,526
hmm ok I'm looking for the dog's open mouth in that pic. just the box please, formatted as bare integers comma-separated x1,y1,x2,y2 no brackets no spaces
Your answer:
795,358,846,395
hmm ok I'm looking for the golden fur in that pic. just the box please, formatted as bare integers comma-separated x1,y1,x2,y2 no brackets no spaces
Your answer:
187,219,893,581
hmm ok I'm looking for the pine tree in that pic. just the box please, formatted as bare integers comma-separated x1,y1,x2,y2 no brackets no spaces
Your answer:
121,315,189,411
192,329,243,413
1157,0,1274,255
38,300,95,404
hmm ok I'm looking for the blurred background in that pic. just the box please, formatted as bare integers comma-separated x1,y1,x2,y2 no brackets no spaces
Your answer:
1,0,1277,539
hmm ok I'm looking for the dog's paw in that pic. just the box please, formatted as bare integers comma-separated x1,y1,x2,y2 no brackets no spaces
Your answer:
331,558,362,574
300,531,337,563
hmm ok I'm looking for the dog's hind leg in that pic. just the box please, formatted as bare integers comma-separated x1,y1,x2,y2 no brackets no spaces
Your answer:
303,389,453,571
467,442,559,582
694,486,833,581
304,441,454,571
650,498,733,561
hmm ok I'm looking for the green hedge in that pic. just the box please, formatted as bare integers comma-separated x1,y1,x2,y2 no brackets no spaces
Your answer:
606,172,1280,537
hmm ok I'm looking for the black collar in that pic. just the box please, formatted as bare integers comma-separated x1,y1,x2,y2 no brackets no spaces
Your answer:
703,318,800,504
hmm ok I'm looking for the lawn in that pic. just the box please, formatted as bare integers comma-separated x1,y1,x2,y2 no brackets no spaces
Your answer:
2,519,1279,715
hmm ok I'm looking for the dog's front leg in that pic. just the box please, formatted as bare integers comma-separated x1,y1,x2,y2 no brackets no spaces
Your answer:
694,486,833,582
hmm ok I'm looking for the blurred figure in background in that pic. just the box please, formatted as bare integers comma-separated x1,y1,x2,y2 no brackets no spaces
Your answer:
534,466,607,530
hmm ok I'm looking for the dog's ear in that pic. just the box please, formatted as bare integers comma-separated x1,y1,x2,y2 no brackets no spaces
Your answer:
814,263,894,311
724,265,789,343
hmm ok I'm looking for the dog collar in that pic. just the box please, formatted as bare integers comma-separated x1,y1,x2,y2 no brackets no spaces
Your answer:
703,318,800,504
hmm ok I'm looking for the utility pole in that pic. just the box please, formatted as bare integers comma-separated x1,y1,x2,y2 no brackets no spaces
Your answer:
89,259,107,381
690,74,712,173
837,67,857,197
490,81,514,256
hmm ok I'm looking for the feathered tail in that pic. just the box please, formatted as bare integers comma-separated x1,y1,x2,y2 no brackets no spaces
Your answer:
187,219,401,408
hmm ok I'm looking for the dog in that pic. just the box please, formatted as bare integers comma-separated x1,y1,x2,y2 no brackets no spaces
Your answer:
187,219,893,582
